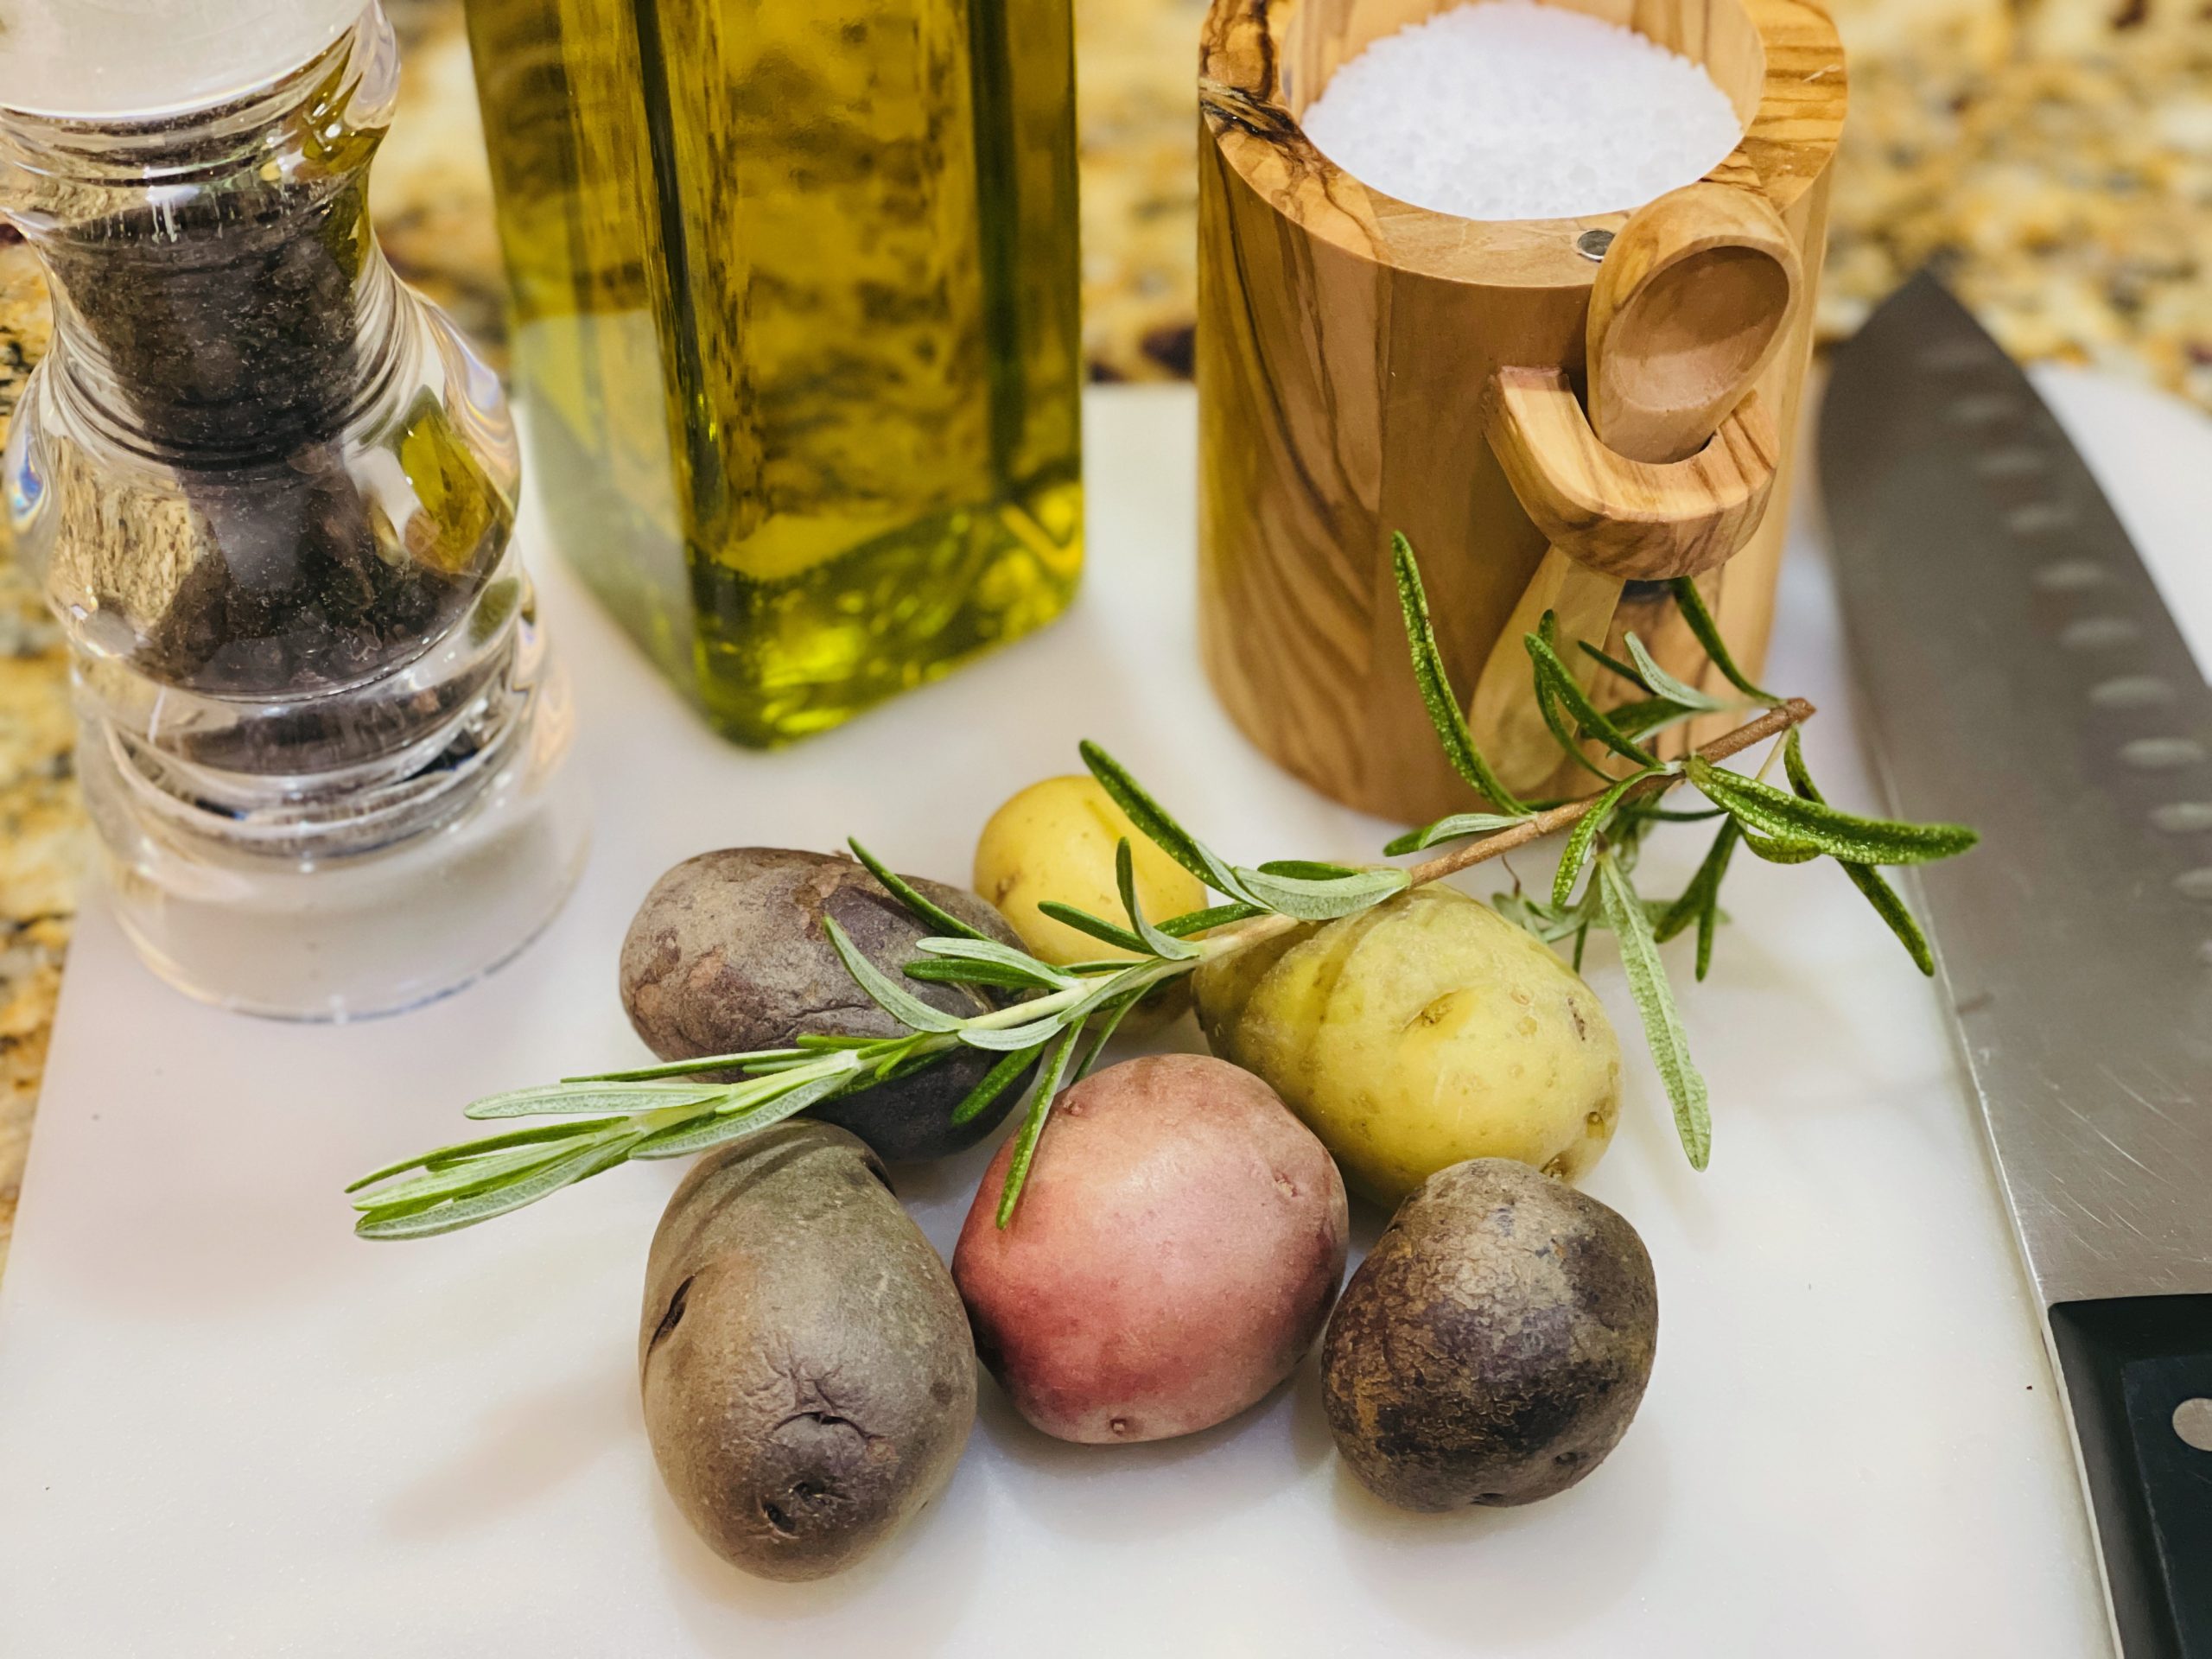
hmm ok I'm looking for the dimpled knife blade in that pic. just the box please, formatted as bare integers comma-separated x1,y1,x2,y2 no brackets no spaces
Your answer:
1821,272,2212,1659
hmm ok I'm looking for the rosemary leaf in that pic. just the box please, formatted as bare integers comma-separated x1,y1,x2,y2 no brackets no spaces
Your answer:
1384,810,1528,856
355,1135,605,1213
1783,731,1938,976
1834,861,1937,976
416,1118,633,1170
1552,771,1649,909
1255,858,1359,880
1689,898,1725,986
1493,887,1587,944
1669,577,1777,703
1036,900,1149,956
1689,757,1979,865
1231,862,1408,922
1620,803,1727,823
1607,697,1699,741
1738,826,1822,864
870,1035,932,1080
1596,853,1712,1169
356,1135,641,1241
952,1047,1039,1127
629,1071,850,1160
462,1082,729,1121
1526,629,1660,769
1078,741,1251,901
1656,818,1740,945
1075,989,1143,1081
996,1023,1084,1226
957,1014,1082,1053
1158,901,1265,936
563,1051,807,1084
1625,632,1728,712
1578,639,1652,692
1529,614,1617,782
846,838,994,942
1390,533,1530,813
823,917,969,1033
902,958,1057,993
907,936,1076,990
1116,839,1204,960
912,935,1069,976
346,1116,626,1192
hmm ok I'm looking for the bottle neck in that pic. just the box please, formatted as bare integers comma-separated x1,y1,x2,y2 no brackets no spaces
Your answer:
0,4,400,459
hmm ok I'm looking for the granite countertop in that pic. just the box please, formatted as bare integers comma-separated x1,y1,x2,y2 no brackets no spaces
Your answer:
3,0,2209,1275
0,237,68,1282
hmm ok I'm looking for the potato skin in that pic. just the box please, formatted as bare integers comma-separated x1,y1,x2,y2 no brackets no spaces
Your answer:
640,1122,976,1580
953,1054,1348,1444
972,776,1205,1029
1193,884,1621,1205
973,775,1207,965
1323,1158,1657,1511
619,848,1027,1161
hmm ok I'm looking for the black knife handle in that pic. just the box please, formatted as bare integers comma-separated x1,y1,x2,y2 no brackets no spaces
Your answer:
2050,1297,2212,1658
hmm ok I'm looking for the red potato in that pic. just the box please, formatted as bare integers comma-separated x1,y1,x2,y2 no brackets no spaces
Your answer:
953,1053,1349,1444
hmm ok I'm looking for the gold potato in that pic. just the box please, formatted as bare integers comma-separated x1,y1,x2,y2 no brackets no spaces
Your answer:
975,774,1207,962
1194,885,1621,1205
974,775,1207,1029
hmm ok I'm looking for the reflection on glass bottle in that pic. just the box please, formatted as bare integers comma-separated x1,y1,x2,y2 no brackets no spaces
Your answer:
467,0,1084,743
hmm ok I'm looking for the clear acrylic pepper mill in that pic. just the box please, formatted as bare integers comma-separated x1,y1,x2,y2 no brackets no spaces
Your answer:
0,2,588,1019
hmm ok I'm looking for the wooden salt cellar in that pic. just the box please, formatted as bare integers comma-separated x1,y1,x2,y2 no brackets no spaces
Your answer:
1196,0,1847,822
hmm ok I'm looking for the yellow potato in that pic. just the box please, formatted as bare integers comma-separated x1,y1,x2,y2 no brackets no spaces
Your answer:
974,776,1209,1032
1193,885,1621,1205
974,775,1207,965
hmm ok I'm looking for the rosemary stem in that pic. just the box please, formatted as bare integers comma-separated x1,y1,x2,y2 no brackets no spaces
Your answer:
966,982,1088,1030
1200,698,1818,961
1404,697,1816,888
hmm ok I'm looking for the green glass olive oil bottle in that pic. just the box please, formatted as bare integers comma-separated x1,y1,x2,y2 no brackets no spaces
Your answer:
464,0,1083,741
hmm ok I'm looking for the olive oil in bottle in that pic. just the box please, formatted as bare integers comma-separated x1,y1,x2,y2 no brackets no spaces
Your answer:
465,0,1083,743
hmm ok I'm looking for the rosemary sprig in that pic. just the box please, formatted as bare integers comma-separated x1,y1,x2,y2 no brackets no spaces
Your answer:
347,539,1974,1237
1378,537,1974,1165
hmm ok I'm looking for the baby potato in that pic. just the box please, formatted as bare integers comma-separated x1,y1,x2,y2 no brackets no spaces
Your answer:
640,1122,976,1580
1324,1158,1657,1510
974,776,1208,1032
976,774,1205,952
619,847,1030,1162
953,1054,1347,1444
1193,885,1620,1205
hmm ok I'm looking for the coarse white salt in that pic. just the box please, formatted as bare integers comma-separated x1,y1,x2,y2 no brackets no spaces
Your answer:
1299,1,1743,221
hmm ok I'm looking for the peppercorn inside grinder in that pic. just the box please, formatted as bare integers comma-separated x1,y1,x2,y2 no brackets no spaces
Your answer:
0,4,588,1020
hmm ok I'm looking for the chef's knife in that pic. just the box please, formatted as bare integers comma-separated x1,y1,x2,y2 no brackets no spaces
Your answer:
1822,271,2212,1659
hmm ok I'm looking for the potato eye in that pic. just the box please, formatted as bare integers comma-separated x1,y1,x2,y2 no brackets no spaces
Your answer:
647,1274,695,1357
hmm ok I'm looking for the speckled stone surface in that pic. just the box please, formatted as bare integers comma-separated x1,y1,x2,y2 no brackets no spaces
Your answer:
1824,0,2212,409
0,234,72,1283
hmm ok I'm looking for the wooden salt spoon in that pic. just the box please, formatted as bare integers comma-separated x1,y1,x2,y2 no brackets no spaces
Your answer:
1466,179,1802,798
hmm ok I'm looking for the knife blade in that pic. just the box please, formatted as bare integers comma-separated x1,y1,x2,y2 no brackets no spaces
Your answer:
1821,271,2212,1659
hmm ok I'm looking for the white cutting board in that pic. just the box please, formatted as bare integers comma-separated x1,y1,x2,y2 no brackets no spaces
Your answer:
5,372,2196,1658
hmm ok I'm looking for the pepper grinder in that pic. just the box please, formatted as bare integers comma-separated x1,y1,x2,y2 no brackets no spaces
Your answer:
0,1,588,1019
